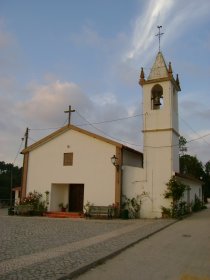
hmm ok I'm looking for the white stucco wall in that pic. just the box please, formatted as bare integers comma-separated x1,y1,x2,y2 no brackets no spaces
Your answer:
122,166,155,218
177,177,202,204
122,166,146,197
51,184,69,211
143,131,176,217
122,149,143,167
140,77,180,218
26,129,117,210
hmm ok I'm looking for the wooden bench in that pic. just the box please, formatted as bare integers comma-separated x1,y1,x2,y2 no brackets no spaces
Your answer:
88,206,114,219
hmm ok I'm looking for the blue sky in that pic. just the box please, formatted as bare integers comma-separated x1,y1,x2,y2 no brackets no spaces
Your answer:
0,0,210,166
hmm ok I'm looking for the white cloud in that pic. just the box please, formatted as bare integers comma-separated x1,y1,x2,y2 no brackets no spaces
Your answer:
17,81,93,127
0,79,93,165
123,0,210,68
124,0,174,63
0,79,140,164
91,92,117,106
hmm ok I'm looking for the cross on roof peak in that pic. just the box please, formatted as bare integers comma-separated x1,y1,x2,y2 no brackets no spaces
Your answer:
64,105,75,126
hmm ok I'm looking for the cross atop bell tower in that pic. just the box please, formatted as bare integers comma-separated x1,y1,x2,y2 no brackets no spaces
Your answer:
155,25,164,52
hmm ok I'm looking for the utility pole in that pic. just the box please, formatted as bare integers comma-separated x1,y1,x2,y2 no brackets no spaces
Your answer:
24,127,29,148
64,105,75,126
20,129,28,203
9,165,13,209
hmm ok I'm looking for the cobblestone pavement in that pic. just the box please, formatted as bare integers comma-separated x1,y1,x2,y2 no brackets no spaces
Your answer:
0,209,176,279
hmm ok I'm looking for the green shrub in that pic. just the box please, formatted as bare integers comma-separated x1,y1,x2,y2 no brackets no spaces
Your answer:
192,195,203,212
17,191,47,216
163,176,189,218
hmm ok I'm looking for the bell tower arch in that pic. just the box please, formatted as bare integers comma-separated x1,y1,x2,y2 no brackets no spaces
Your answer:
139,52,181,217
151,84,163,110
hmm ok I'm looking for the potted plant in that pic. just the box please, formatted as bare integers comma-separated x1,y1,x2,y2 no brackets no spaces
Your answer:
58,203,68,212
83,201,93,218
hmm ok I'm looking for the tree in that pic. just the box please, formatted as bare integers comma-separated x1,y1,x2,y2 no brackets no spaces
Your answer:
179,136,188,156
203,161,210,201
164,176,188,218
165,176,186,202
179,137,210,201
0,161,22,202
179,154,204,179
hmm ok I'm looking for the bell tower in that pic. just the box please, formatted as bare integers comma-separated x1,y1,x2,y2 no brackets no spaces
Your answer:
139,51,181,217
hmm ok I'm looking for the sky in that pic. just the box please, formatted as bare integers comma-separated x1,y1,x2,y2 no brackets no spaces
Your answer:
0,0,210,167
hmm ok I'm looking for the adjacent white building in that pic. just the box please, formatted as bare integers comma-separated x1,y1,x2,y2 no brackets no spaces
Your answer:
21,51,202,217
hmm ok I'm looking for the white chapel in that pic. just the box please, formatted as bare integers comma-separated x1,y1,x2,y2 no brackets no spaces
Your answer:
20,51,202,218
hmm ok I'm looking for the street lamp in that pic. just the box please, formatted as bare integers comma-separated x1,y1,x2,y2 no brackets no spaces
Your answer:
111,155,119,170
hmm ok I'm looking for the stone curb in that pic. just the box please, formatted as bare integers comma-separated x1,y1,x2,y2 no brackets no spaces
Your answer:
59,219,177,280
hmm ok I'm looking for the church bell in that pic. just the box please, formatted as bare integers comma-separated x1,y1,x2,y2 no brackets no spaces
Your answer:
153,96,162,106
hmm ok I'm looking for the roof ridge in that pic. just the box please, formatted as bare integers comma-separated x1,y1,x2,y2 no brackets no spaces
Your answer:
21,124,127,154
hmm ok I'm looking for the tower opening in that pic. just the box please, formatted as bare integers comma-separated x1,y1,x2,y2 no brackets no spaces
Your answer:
151,84,163,110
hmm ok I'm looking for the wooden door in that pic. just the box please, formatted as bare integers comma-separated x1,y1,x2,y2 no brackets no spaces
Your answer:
69,184,84,212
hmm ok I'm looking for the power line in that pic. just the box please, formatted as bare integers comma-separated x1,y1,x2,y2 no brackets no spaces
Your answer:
28,136,38,143
187,132,210,144
12,137,25,165
29,114,142,131
144,132,210,149
25,112,143,148
74,113,142,126
179,115,210,147
30,126,63,131
75,111,210,148
25,109,210,150
75,110,142,147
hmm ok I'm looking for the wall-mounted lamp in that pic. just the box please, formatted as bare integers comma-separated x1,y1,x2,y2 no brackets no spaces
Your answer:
111,155,119,169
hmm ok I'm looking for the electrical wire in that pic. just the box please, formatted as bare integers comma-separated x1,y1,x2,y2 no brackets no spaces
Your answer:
25,109,210,150
144,132,210,149
187,132,210,144
179,115,210,147
12,138,25,165
28,136,38,143
74,113,142,126
29,127,62,131
75,110,142,147
74,111,210,149
29,114,142,131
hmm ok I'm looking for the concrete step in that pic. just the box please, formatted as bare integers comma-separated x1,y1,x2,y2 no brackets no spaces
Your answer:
43,212,84,218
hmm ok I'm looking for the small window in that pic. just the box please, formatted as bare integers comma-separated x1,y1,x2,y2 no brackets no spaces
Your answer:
63,153,73,166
